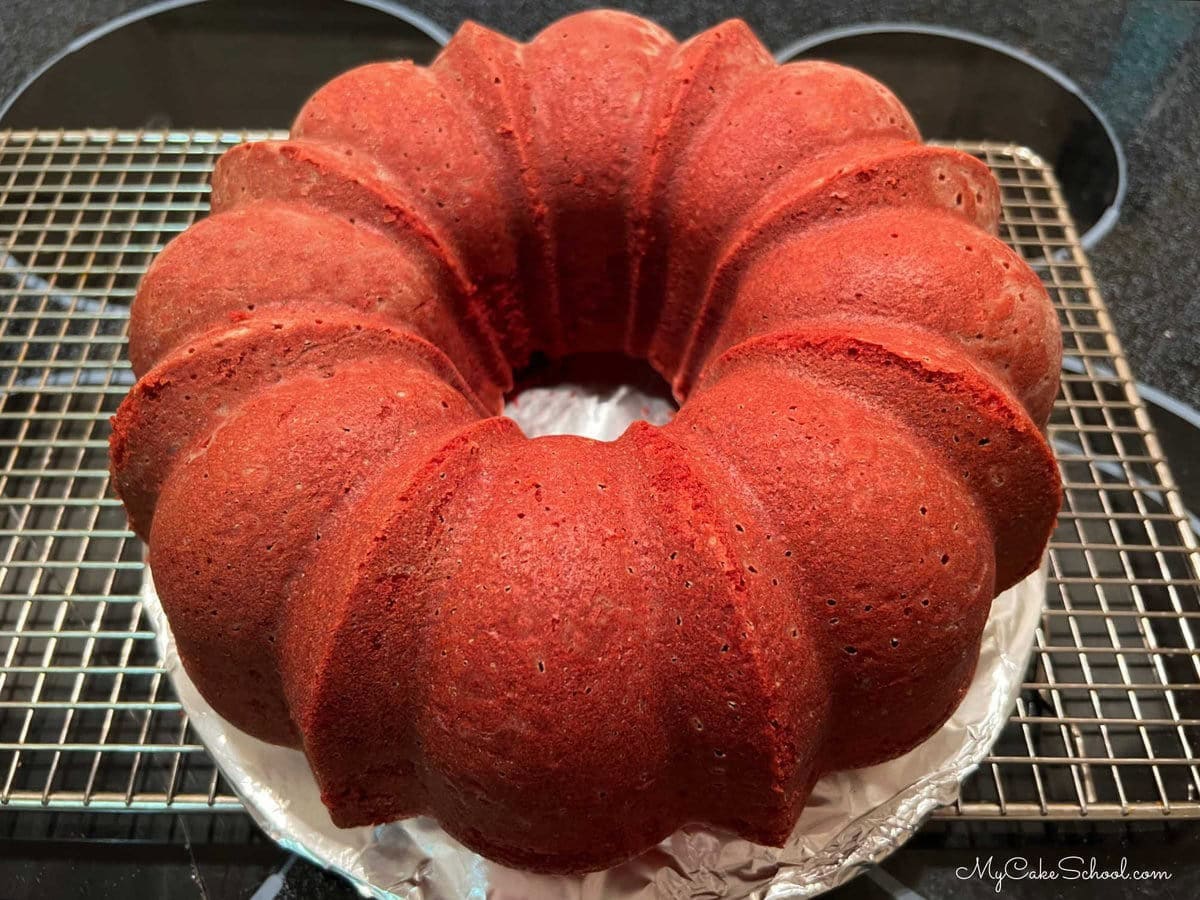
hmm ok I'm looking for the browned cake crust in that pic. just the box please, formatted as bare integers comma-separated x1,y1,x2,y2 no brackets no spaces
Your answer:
110,9,1062,874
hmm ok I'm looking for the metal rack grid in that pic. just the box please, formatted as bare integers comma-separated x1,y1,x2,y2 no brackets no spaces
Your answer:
0,130,1197,820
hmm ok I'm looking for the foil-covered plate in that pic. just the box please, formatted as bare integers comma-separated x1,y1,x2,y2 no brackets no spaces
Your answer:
144,375,1044,899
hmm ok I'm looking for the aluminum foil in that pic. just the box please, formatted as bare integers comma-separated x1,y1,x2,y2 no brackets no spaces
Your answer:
142,373,1045,899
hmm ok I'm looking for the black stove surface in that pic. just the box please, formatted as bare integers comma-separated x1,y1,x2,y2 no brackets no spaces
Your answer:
4,812,1200,899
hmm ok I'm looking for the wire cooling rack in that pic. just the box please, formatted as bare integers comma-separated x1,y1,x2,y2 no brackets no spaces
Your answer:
0,130,1197,821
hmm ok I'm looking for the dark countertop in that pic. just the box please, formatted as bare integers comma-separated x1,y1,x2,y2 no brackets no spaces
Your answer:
1,0,1197,413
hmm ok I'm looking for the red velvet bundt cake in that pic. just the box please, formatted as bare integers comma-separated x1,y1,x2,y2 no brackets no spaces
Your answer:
110,10,1062,874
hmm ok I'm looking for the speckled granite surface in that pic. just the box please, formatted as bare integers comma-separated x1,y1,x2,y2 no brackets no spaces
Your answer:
1,0,1197,409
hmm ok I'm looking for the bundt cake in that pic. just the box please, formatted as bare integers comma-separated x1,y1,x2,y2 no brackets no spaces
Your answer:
110,10,1062,874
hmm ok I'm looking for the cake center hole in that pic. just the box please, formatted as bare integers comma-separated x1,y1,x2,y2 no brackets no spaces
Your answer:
503,352,677,441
